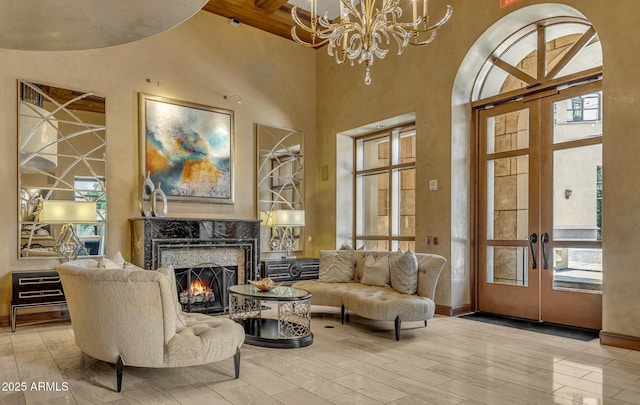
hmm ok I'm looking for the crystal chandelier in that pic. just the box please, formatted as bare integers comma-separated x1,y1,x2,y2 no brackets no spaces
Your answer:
291,0,453,85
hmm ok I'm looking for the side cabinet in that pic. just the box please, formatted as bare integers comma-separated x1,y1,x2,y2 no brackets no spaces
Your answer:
261,258,319,285
10,270,67,332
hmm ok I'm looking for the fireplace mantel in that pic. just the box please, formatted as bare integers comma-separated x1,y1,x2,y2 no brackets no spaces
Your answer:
130,217,261,282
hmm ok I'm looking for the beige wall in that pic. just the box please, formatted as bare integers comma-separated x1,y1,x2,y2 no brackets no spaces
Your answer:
0,11,316,317
315,0,640,340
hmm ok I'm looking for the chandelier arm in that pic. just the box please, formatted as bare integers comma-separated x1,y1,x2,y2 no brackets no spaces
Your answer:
290,1,453,85
291,27,330,47
408,31,438,46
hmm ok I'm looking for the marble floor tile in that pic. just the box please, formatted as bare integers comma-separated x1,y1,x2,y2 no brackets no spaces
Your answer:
332,374,407,403
1,315,639,404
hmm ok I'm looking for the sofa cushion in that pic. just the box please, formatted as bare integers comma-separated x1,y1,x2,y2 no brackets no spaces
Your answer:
319,250,355,283
292,280,348,307
390,249,419,294
360,255,390,287
341,284,436,322
156,265,187,330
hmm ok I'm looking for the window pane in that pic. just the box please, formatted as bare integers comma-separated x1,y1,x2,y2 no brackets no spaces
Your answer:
553,91,602,144
487,156,529,240
393,168,415,237
397,240,415,252
487,109,529,154
356,240,389,251
356,172,388,236
357,134,389,171
399,130,416,164
553,247,602,292
486,246,528,286
553,144,602,241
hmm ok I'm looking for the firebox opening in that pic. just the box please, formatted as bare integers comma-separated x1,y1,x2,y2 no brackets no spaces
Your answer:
175,263,238,314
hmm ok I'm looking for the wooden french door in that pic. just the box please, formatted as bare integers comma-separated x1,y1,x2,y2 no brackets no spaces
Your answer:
477,81,603,330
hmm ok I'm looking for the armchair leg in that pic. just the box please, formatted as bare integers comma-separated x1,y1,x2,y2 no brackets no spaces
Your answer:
116,355,124,392
341,305,345,324
233,348,241,379
394,316,401,341
425,320,428,327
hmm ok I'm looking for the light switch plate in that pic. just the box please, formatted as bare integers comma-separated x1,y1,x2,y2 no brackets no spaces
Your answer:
429,179,438,191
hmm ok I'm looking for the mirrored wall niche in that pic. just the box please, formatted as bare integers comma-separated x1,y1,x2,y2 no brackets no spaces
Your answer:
256,124,305,256
18,80,106,260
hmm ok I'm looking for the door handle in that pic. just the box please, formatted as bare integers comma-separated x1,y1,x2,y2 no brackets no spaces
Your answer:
541,232,550,269
529,233,538,269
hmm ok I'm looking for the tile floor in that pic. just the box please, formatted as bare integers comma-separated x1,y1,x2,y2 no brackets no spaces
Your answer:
2,306,640,405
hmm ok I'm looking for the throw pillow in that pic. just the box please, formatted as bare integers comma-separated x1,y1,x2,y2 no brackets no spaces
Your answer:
111,251,126,267
156,265,187,330
360,255,390,287
109,251,143,270
390,249,419,294
319,250,355,282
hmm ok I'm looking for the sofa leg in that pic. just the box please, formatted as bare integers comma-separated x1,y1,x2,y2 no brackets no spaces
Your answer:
425,320,428,327
116,355,124,393
395,316,401,341
341,305,345,324
233,348,241,379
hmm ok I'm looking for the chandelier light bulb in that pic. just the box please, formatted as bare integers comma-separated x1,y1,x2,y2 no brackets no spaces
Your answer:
291,0,453,85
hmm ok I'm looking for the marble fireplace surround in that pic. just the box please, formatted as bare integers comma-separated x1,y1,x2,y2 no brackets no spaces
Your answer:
130,218,261,283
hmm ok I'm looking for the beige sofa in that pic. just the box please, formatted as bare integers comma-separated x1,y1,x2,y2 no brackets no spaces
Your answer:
293,250,446,340
57,258,245,392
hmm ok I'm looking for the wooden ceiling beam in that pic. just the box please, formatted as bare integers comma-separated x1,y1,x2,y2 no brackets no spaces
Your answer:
203,1,314,43
255,0,289,13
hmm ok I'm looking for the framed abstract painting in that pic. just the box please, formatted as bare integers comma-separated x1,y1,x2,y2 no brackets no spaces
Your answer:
139,94,234,204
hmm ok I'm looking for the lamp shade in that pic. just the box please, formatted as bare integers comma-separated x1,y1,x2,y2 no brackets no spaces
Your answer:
272,210,305,227
40,200,96,224
259,210,275,227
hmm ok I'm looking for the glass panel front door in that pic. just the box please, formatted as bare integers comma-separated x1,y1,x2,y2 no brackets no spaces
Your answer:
478,82,602,329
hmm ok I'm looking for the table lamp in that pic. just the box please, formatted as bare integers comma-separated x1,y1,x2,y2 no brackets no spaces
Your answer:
40,200,97,260
272,209,305,259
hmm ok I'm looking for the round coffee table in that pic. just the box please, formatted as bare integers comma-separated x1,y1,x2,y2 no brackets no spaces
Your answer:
228,284,313,348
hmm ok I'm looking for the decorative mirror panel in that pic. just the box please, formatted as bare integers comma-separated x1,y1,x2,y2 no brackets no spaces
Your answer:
256,124,304,255
18,80,106,259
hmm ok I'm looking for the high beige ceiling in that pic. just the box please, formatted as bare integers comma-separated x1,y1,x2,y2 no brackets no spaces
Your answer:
203,0,314,43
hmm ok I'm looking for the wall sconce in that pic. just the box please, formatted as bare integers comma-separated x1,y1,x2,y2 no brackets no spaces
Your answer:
223,94,242,104
565,189,572,199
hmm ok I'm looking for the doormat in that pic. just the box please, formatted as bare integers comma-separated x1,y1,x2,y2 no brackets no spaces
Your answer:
458,312,600,341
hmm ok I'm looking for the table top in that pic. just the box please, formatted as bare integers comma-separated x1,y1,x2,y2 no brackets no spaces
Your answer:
228,284,311,301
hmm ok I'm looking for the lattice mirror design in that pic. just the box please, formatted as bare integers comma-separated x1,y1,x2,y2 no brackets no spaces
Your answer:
18,80,106,260
256,124,304,255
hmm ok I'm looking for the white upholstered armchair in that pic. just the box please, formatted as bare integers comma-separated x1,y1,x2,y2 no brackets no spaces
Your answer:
57,259,245,392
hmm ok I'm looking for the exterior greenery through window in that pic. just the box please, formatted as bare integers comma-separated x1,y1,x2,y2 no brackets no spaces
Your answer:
354,125,416,251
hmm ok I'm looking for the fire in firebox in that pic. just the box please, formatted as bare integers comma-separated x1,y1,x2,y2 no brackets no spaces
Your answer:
179,280,215,305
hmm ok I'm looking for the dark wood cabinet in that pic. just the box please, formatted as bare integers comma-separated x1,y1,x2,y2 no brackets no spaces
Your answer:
11,270,67,332
261,258,319,285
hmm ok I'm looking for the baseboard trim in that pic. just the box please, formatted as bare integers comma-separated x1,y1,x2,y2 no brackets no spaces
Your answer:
600,331,640,351
0,310,70,329
436,304,472,316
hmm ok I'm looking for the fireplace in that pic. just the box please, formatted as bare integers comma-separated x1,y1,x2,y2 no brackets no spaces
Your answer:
175,264,237,314
130,218,261,284
131,218,260,315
